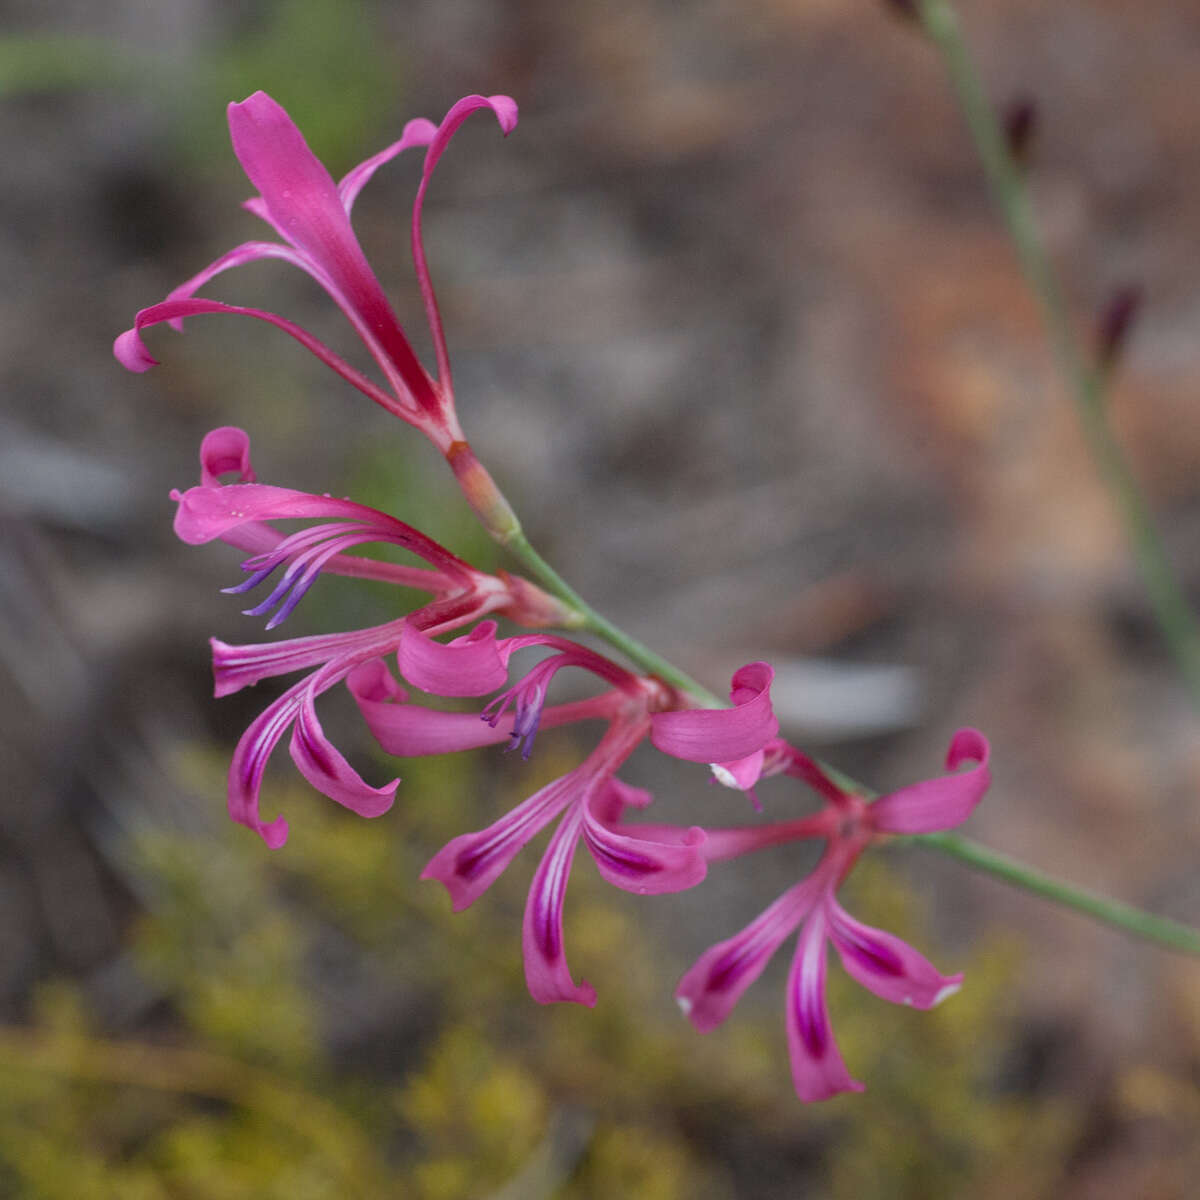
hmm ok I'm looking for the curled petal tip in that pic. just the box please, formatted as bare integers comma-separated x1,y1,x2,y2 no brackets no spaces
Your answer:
945,727,989,771
650,662,777,764
867,727,992,835
259,815,290,849
710,748,765,794
487,94,519,134
199,426,256,485
113,328,158,372
398,619,510,696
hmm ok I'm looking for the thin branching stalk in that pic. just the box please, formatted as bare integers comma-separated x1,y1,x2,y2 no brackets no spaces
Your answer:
913,0,1200,702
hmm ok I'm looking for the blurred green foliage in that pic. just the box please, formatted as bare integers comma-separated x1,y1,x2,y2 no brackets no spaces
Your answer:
0,0,396,169
0,741,1079,1197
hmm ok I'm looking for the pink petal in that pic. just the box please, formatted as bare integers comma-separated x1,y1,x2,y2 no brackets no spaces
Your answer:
227,91,437,416
710,749,765,793
227,682,305,848
696,813,835,863
588,777,654,826
675,870,825,1032
521,805,596,1006
199,426,257,486
868,727,991,835
163,239,317,331
337,117,438,212
826,899,962,1009
411,95,519,388
288,690,398,818
348,659,514,754
397,620,512,696
349,657,613,756
582,795,707,895
212,624,400,697
116,297,402,416
649,661,778,764
785,907,865,1102
420,769,578,911
171,482,466,578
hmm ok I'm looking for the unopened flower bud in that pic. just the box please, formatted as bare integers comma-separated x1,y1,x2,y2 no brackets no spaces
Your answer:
1095,284,1143,371
1002,95,1038,168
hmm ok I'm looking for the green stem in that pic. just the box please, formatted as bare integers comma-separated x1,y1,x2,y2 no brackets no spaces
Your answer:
911,832,1200,956
505,528,723,706
914,0,1200,702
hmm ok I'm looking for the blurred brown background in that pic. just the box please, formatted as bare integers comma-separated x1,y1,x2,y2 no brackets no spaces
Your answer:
1,0,1199,1195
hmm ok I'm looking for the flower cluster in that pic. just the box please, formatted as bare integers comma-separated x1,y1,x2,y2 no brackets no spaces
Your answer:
628,732,989,1100
124,90,993,1102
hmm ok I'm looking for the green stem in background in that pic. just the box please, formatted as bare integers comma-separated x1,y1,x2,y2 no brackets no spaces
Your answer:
913,0,1200,703
911,832,1200,956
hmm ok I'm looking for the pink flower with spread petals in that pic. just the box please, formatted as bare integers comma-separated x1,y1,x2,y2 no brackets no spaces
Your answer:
174,427,566,848
644,729,990,1101
116,91,520,526
347,625,779,1006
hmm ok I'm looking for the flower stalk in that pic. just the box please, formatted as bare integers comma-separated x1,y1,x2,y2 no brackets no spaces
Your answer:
909,832,1200,956
911,0,1200,703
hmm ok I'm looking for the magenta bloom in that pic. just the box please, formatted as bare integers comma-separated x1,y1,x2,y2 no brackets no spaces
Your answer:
348,624,779,1006
173,427,565,849
115,91,515,460
654,730,991,1101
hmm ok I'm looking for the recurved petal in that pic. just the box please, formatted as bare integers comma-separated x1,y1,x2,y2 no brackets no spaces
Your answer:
521,805,596,1006
115,297,400,413
226,683,303,848
397,620,512,696
213,627,390,697
188,427,287,556
420,768,578,911
198,426,257,486
172,483,335,544
288,691,398,818
826,899,962,1010
710,749,765,794
589,776,654,826
868,727,991,835
338,117,438,212
675,871,822,1033
785,908,865,1102
410,95,519,385
649,661,778,763
163,240,319,331
348,659,515,754
583,796,707,895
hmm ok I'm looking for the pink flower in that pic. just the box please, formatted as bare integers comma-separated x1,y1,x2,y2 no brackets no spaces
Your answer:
645,730,991,1101
115,91,520,526
174,427,566,848
347,626,779,1006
